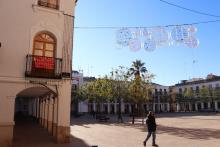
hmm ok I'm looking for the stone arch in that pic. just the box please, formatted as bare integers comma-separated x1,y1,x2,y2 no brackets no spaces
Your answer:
13,85,58,143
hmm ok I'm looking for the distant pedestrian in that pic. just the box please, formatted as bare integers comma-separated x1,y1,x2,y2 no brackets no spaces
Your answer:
143,111,157,146
91,110,96,118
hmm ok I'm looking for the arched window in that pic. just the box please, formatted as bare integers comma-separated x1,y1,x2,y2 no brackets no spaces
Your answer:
38,0,59,9
33,32,56,57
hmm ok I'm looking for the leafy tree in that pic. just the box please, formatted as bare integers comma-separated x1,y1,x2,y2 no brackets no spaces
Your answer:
108,66,129,122
200,85,209,99
169,88,178,112
214,88,220,99
183,87,194,98
89,78,114,113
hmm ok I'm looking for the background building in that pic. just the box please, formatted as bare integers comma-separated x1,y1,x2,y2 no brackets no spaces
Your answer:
0,1,77,146
173,74,220,112
74,73,220,115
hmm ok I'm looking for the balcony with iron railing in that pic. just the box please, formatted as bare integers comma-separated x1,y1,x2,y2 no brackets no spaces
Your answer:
25,55,62,79
38,0,59,10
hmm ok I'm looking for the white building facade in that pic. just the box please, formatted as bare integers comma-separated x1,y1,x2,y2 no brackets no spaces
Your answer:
174,75,220,112
71,71,89,113
0,1,77,146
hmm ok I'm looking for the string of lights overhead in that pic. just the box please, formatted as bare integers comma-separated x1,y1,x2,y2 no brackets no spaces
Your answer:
74,19,220,52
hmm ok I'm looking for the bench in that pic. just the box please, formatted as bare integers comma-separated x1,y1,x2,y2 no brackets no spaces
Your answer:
96,115,110,122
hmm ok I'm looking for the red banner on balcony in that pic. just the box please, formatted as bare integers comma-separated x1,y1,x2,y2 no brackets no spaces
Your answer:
34,56,55,70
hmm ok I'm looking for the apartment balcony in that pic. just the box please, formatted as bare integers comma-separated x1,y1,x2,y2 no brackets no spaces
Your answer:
38,0,59,10
25,55,62,79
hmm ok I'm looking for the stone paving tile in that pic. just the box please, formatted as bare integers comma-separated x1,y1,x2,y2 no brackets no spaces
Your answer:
13,113,220,147
71,113,220,147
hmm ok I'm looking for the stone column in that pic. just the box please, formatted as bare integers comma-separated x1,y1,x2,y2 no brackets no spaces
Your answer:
52,98,58,137
33,99,36,118
167,103,170,112
0,95,15,147
188,103,192,112
39,99,42,124
161,104,164,112
195,103,198,111
43,98,48,128
36,98,39,120
153,103,155,112
176,103,180,112
40,99,44,126
201,102,204,109
214,101,218,110
208,102,211,109
56,81,72,143
47,96,53,134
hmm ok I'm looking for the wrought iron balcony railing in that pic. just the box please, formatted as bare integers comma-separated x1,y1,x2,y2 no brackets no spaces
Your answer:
38,0,59,10
25,55,62,79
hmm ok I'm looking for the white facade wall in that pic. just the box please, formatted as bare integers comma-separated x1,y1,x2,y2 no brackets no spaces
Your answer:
72,71,84,86
0,1,76,146
174,78,220,111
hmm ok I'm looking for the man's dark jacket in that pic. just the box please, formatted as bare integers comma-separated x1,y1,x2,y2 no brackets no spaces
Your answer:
146,115,156,132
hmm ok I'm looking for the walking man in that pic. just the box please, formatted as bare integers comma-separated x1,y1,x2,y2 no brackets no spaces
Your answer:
143,111,157,146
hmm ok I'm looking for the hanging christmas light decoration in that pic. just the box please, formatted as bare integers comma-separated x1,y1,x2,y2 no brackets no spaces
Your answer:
171,26,189,43
116,25,199,52
131,28,141,38
142,28,152,38
116,28,132,47
184,36,199,48
129,38,141,52
151,27,169,46
187,25,197,33
144,38,156,52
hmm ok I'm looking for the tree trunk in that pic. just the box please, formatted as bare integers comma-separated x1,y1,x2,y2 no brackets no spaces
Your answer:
137,102,143,117
211,97,215,112
132,104,135,124
117,97,123,123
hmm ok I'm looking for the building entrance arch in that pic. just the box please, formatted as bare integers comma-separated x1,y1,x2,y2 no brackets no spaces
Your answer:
13,86,59,146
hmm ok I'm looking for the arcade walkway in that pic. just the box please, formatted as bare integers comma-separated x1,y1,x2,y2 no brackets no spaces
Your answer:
13,117,89,147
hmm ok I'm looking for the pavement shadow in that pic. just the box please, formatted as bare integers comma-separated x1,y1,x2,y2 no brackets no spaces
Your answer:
156,112,220,118
68,135,90,147
109,123,220,140
13,118,90,147
157,125,220,140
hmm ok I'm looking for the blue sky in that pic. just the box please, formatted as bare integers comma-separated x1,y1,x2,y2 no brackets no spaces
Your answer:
73,0,220,86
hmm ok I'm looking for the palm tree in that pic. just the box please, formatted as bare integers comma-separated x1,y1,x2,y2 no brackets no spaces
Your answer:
129,60,147,80
128,60,148,124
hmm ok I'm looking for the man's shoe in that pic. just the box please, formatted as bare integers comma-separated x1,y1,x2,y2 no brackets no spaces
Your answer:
152,144,158,146
143,141,146,146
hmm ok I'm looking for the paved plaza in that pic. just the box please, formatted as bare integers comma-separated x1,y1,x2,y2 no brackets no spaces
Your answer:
14,113,220,147
71,113,220,147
